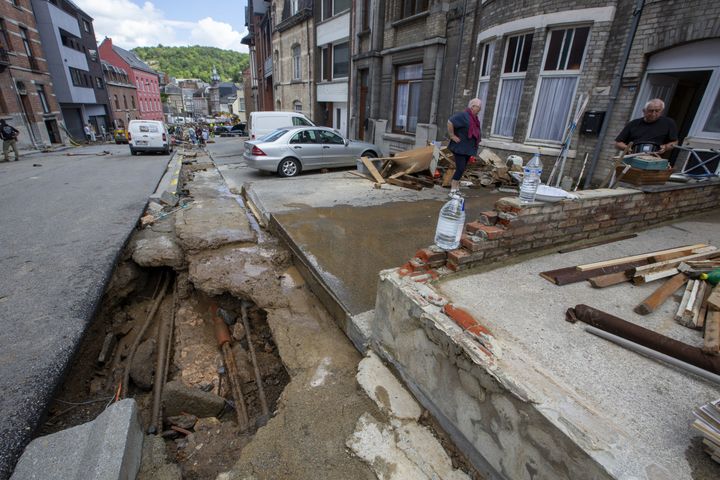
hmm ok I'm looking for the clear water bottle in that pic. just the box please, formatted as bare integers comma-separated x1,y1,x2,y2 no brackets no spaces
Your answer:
519,152,543,203
434,194,466,250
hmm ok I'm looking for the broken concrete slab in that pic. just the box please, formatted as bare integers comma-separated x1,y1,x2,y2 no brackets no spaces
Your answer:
11,399,143,480
131,227,185,268
175,198,256,251
187,244,291,309
347,413,470,480
357,351,422,421
162,380,225,418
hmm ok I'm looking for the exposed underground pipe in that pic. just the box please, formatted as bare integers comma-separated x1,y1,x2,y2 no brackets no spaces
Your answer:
566,304,720,375
150,280,177,433
213,310,250,431
584,326,720,385
241,301,269,420
122,273,170,399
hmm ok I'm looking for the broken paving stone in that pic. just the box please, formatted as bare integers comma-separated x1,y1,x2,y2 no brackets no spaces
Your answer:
162,380,226,418
131,233,185,269
166,414,198,430
356,351,421,421
175,198,256,251
130,339,156,390
160,190,179,207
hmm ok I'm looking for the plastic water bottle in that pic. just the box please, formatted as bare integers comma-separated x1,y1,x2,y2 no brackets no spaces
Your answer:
434,194,466,250
519,152,543,203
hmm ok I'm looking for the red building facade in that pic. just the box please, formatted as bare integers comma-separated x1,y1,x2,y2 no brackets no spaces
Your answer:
98,37,162,121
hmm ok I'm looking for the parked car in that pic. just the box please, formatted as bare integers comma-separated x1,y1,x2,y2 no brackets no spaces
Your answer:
244,126,380,177
127,120,173,155
249,111,314,140
114,128,128,144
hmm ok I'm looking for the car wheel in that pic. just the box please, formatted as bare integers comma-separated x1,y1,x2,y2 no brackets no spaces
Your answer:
163,147,170,154
130,148,137,156
362,151,377,158
278,158,301,177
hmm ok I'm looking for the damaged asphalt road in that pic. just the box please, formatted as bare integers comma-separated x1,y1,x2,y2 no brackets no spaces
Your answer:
0,145,169,479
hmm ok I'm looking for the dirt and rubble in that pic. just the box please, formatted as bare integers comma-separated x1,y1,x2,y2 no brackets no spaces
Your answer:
36,148,481,480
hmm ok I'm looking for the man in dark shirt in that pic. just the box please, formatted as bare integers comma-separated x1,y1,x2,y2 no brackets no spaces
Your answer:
615,98,678,154
1,119,20,162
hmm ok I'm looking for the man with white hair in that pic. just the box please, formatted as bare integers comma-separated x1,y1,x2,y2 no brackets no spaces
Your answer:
615,98,678,154
447,98,482,196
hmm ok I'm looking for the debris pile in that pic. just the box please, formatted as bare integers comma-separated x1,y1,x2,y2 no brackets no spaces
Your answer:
692,398,720,464
351,144,522,191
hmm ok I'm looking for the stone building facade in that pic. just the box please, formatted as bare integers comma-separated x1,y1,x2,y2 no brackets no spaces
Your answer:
461,0,720,185
271,0,314,119
0,0,65,149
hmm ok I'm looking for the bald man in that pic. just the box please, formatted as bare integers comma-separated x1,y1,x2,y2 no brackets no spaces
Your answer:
615,98,678,155
447,98,482,196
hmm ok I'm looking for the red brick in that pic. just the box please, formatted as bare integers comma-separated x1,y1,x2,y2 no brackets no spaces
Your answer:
443,303,477,330
415,247,447,264
409,257,427,271
478,210,498,226
473,225,506,240
447,248,469,264
461,234,485,252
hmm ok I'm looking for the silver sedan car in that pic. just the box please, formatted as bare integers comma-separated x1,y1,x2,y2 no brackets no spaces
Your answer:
243,127,381,177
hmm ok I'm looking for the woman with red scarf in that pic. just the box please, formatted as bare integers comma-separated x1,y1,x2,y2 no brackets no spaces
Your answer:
447,98,482,196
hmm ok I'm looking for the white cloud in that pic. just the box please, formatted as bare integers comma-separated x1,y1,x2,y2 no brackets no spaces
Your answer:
74,0,248,52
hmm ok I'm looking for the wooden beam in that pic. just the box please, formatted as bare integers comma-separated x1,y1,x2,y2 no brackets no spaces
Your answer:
634,273,688,315
588,271,633,288
575,244,708,272
386,177,423,191
707,285,720,311
633,267,679,285
633,247,720,275
703,311,720,354
360,156,385,184
539,260,650,286
676,280,695,324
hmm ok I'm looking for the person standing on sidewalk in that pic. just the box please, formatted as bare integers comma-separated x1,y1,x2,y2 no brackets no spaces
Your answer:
447,98,482,196
1,119,20,162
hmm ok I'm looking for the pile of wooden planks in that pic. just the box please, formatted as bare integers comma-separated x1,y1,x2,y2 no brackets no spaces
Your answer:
692,398,720,464
350,150,437,191
541,243,720,354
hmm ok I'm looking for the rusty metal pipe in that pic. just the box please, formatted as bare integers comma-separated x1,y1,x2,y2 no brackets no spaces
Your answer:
213,312,249,431
567,304,720,375
151,280,177,433
241,301,269,417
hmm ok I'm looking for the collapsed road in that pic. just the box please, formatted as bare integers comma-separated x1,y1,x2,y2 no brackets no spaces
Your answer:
10,146,479,480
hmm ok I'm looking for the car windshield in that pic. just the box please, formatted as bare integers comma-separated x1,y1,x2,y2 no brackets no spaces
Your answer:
258,129,289,142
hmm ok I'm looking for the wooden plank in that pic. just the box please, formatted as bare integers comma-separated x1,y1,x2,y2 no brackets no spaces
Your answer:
441,169,455,187
402,174,435,188
707,285,720,311
386,177,423,191
379,160,393,178
703,311,720,354
539,259,650,286
634,273,688,315
689,281,708,328
633,267,679,285
361,156,386,184
588,271,633,288
575,244,708,272
676,280,695,322
633,247,720,275
348,170,374,181
557,234,637,254
389,167,414,180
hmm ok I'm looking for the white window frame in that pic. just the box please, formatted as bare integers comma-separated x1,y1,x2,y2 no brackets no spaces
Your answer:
290,0,299,15
476,40,495,126
291,44,301,81
526,25,590,144
332,41,349,79
491,32,533,139
689,69,720,141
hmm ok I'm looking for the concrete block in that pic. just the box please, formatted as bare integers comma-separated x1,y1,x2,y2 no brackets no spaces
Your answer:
11,399,143,480
162,380,225,418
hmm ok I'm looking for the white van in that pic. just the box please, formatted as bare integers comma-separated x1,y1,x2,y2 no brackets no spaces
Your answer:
127,120,172,155
249,111,314,140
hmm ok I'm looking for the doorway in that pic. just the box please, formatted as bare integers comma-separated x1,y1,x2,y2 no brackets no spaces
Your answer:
44,119,61,143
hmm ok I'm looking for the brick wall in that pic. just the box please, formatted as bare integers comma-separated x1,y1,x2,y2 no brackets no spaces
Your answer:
399,182,720,277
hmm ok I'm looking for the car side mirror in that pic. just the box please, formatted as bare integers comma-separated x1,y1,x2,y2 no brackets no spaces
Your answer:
344,139,349,146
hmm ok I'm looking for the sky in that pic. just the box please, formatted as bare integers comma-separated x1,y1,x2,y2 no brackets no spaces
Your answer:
74,0,249,52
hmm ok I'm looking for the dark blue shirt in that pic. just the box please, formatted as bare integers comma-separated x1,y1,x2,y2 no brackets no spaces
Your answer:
448,111,480,156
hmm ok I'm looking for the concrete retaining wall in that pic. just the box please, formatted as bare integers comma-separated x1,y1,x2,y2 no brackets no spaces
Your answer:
370,272,616,480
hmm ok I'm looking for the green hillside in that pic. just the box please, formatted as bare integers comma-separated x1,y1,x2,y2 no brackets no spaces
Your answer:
132,45,249,83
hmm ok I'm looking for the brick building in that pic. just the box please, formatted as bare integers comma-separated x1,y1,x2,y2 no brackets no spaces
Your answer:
101,61,138,131
271,0,314,119
242,0,273,112
98,37,163,121
0,0,65,149
32,0,111,140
